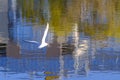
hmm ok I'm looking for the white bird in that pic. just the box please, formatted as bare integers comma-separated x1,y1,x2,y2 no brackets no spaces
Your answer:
38,23,49,48
24,23,49,49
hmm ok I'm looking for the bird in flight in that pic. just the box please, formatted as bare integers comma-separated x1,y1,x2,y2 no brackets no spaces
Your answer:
24,23,49,49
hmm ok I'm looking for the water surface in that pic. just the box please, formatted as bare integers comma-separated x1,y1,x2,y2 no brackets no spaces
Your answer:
0,0,120,80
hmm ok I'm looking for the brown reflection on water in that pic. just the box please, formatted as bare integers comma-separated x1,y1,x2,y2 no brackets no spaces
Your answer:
46,36,60,57
6,40,21,58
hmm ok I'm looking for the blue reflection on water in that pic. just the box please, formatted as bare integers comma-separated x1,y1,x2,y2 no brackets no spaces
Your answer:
0,54,120,80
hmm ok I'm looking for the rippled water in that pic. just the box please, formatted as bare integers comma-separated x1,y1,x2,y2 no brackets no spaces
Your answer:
0,0,120,80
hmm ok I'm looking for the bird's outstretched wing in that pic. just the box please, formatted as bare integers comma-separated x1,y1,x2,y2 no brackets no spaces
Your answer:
24,40,39,44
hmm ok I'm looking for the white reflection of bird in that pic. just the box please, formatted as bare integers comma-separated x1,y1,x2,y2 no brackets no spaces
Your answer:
24,23,49,49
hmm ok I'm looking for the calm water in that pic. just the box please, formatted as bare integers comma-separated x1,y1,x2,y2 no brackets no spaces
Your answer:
0,0,120,80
